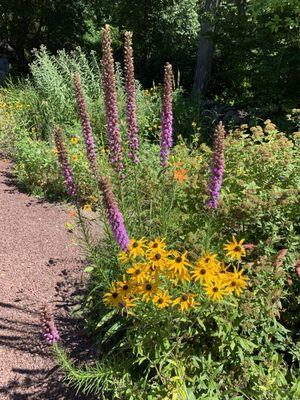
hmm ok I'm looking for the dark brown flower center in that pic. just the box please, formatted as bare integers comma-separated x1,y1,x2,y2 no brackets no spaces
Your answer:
146,284,152,291
133,242,138,248
135,269,141,275
158,298,164,304
155,253,161,260
213,287,219,293
234,246,242,251
231,281,237,286
205,258,210,263
152,243,159,248
112,292,118,298
123,285,129,290
181,294,188,301
200,269,206,275
176,257,182,263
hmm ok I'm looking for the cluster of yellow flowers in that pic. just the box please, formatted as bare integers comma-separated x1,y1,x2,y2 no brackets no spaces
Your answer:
103,237,249,313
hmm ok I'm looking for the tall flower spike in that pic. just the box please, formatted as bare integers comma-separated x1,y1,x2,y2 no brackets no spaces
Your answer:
124,31,139,164
101,25,124,173
41,304,60,345
98,176,129,251
54,127,77,198
160,63,173,168
73,72,97,176
207,121,226,209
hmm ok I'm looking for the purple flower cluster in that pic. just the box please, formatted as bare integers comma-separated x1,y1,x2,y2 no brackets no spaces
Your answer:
41,304,60,345
73,73,97,176
101,25,123,174
54,127,77,198
207,121,226,209
124,31,139,164
98,176,129,251
160,63,173,168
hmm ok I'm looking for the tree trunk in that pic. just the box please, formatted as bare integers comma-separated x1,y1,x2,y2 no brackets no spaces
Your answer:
192,0,221,98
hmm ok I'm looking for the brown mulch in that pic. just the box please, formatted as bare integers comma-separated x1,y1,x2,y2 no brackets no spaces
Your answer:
0,160,95,400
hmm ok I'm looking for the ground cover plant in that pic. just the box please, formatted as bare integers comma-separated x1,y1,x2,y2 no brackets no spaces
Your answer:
1,23,300,400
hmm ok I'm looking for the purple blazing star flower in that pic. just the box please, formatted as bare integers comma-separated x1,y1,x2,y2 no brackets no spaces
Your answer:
54,127,77,198
207,121,226,209
124,31,139,164
73,72,98,176
98,176,129,251
101,25,124,174
160,63,173,168
41,305,60,345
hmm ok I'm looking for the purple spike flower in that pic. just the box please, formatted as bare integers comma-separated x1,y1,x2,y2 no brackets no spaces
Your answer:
98,176,129,251
54,127,77,198
73,72,98,176
41,304,60,345
207,121,226,209
124,31,139,164
160,63,173,168
101,25,124,174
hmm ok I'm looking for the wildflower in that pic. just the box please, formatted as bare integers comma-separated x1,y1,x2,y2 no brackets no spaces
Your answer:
160,62,173,167
147,238,167,253
141,280,159,301
103,284,121,308
83,204,92,212
169,251,191,271
101,25,123,174
153,291,172,309
54,127,77,198
52,148,58,155
98,176,129,251
128,238,146,258
40,304,60,345
116,279,135,296
147,249,168,272
240,124,248,130
72,154,79,162
70,137,78,145
207,121,226,209
173,293,196,312
124,31,139,164
204,276,228,302
168,251,191,283
197,252,219,267
173,168,188,184
224,237,246,261
127,263,148,284
224,266,249,296
191,121,197,127
73,73,97,175
191,263,216,285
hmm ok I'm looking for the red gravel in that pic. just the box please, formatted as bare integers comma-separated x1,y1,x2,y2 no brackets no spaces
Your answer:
0,160,90,399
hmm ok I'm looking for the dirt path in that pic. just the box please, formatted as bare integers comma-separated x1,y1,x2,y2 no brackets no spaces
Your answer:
0,160,90,399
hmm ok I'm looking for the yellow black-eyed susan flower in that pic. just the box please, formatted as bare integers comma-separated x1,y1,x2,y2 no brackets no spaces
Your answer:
173,293,196,312
224,237,246,261
127,263,148,284
204,276,228,302
224,266,249,296
152,291,172,309
128,238,146,258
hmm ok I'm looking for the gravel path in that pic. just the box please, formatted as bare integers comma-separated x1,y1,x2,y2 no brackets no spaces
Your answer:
0,160,90,399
